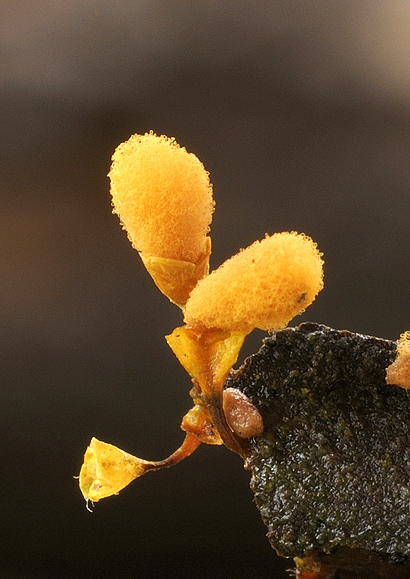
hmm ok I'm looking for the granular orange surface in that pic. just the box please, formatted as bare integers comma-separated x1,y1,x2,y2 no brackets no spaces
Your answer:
109,132,214,263
386,331,410,390
184,232,324,333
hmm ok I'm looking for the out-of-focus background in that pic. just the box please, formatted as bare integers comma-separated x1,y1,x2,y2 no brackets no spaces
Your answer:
2,2,410,577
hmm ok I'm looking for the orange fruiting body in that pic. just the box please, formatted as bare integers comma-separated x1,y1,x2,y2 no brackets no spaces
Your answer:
109,132,214,264
184,232,324,333
108,132,214,306
80,133,326,504
386,331,410,389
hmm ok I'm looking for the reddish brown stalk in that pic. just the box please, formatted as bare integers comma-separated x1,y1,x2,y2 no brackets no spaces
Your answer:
203,390,249,459
144,432,202,473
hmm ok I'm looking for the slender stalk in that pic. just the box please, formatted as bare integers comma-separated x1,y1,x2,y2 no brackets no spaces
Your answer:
203,390,249,459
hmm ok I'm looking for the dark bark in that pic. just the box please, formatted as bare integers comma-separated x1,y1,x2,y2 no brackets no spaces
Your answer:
226,323,410,577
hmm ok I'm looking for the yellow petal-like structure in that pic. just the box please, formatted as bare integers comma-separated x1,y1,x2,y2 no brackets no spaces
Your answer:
79,434,205,505
79,438,151,502
166,326,245,394
166,326,249,457
140,237,211,306
184,232,324,333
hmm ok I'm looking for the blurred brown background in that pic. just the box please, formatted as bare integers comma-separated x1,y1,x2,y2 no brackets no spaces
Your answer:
1,2,410,578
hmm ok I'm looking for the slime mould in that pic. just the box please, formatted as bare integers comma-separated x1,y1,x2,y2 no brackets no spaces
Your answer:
225,323,410,572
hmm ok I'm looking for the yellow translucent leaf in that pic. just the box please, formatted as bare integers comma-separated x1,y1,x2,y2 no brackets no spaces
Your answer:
181,404,223,445
79,434,203,505
210,330,247,387
165,325,246,396
79,438,151,502
140,236,211,307
166,326,249,457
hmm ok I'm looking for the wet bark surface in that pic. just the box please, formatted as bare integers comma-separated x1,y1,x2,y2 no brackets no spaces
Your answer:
226,323,410,576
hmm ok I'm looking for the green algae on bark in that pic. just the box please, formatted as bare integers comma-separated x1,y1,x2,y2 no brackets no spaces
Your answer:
225,323,410,563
